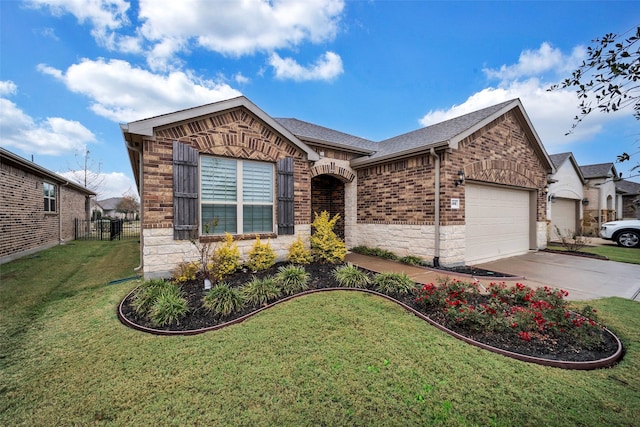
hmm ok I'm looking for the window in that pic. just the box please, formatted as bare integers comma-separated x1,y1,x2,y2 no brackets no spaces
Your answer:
43,182,56,212
201,156,274,235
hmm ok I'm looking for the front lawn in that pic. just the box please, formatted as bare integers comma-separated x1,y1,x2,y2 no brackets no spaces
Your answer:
547,242,640,264
1,240,639,426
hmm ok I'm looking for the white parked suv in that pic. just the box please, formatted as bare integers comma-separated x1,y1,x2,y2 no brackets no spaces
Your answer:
600,220,640,248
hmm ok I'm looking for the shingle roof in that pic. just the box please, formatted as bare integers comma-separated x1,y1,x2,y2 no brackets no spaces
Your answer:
579,163,616,179
275,118,378,153
370,100,517,159
549,152,572,168
98,197,123,211
616,179,640,195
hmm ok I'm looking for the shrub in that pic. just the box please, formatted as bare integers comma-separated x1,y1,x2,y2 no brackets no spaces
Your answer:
333,263,371,288
149,286,188,327
211,233,241,280
287,235,313,265
310,211,347,264
554,225,591,252
350,245,399,260
202,282,245,317
172,261,200,283
274,264,310,295
245,237,277,271
400,255,427,266
131,279,172,315
242,276,281,306
373,272,417,296
414,280,605,349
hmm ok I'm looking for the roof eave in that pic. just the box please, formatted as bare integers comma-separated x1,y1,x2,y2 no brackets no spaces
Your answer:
350,141,449,168
299,136,376,156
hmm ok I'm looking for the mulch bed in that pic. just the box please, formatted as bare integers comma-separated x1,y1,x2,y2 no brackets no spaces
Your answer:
119,262,620,364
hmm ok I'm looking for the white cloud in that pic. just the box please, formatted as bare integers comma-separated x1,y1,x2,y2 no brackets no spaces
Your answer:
38,58,242,122
59,170,136,199
138,0,345,69
483,42,586,81
26,0,131,49
269,51,343,81
0,80,17,96
0,96,96,156
420,43,633,154
234,73,250,84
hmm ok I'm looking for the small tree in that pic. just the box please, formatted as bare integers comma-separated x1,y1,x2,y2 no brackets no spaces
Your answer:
310,211,347,264
116,191,140,220
549,25,640,175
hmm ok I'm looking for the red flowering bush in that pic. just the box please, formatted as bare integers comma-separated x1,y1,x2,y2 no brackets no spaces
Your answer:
414,279,604,350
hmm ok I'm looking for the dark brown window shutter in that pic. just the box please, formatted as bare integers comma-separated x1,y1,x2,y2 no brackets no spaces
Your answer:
173,141,199,240
277,157,295,235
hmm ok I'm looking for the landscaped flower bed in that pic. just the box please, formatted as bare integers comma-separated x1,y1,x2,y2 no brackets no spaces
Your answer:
118,261,622,369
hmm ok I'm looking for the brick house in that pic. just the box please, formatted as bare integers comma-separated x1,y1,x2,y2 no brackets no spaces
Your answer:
1,147,95,264
121,96,554,279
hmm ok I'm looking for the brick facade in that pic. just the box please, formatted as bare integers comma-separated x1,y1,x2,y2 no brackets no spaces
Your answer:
141,108,313,232
1,154,92,264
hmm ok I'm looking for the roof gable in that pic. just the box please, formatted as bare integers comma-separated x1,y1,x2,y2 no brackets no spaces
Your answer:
549,152,585,183
351,99,553,170
579,163,617,179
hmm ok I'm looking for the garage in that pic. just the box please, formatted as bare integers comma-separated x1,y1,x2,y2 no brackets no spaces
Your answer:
465,183,532,264
550,198,578,239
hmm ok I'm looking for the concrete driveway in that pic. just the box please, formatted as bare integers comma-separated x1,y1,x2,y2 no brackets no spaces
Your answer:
476,251,640,301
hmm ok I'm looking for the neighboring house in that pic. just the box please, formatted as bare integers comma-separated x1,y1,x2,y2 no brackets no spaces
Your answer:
579,163,619,235
121,96,554,279
547,152,586,239
0,147,95,264
97,197,126,219
616,179,640,219
90,199,104,219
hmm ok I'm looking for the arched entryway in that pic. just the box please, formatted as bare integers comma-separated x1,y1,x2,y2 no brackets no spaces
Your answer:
311,175,346,238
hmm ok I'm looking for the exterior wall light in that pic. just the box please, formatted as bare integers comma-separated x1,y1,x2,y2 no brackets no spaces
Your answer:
455,170,465,186
582,198,589,206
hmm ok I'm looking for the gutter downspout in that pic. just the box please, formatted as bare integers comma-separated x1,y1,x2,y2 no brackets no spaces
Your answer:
125,137,144,273
429,148,441,267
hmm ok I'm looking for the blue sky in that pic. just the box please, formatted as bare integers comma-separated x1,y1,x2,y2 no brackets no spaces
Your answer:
1,0,639,199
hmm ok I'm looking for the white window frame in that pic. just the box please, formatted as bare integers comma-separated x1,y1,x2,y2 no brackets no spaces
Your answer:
43,181,56,213
199,156,275,235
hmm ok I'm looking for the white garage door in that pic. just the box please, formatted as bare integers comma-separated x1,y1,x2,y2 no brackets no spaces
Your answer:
465,184,531,264
550,198,578,239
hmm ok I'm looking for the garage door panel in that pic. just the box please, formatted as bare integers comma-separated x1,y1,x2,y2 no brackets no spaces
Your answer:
465,184,530,264
550,198,577,238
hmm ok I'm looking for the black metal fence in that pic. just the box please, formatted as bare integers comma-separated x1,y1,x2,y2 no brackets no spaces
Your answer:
74,219,140,241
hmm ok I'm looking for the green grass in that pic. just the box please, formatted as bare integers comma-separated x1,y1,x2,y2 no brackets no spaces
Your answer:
1,241,639,426
548,243,640,264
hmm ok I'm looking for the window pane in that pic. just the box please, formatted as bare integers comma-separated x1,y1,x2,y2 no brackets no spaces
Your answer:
201,157,236,202
50,199,55,212
243,205,273,233
243,162,273,202
202,204,236,234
